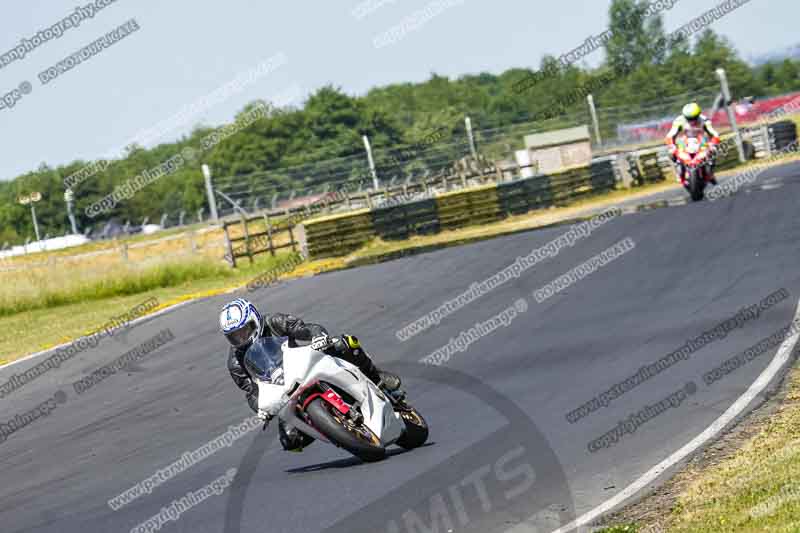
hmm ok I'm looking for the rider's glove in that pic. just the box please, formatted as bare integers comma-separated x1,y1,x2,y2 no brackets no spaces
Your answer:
257,409,272,422
310,334,334,351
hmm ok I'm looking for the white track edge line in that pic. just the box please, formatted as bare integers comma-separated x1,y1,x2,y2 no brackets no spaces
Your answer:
543,296,800,533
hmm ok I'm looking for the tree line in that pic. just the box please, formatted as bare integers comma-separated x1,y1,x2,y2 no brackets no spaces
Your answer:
1,0,798,244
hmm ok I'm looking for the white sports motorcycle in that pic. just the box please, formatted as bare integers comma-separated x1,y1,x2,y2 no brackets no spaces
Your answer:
244,336,428,462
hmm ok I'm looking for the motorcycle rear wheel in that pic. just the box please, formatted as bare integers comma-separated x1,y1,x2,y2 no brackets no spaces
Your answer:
306,398,387,462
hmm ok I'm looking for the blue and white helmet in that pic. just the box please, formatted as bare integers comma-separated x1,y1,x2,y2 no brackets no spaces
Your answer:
220,298,263,348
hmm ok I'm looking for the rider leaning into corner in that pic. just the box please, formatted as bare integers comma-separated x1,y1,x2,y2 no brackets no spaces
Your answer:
220,298,402,452
665,102,722,186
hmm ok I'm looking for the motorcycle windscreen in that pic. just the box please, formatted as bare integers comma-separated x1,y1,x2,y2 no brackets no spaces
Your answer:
243,337,287,382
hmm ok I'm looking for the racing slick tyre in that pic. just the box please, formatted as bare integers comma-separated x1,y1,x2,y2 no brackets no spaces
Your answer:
689,168,704,202
395,406,429,450
306,398,387,462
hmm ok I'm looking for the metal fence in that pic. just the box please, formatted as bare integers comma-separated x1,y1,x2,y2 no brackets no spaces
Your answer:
211,83,769,215
222,213,299,268
0,227,227,274
11,84,798,249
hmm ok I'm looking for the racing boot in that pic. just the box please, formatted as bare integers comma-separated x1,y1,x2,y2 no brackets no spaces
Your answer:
707,168,718,185
377,370,402,393
673,162,687,187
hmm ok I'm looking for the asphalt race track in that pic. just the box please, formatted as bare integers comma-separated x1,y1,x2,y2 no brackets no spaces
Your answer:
2,161,799,533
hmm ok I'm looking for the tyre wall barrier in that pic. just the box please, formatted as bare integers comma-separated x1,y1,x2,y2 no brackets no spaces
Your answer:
299,160,617,260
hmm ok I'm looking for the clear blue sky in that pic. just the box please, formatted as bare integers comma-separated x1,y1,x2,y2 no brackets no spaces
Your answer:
0,0,796,182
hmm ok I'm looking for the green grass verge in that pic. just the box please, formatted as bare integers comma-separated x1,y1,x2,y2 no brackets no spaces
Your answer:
2,151,797,363
655,368,800,532
0,252,302,362
0,260,235,317
596,366,800,533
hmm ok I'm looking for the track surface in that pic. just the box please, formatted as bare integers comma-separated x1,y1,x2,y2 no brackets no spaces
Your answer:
2,162,799,532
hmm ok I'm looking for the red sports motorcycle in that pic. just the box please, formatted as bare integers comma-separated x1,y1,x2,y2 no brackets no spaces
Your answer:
673,132,715,201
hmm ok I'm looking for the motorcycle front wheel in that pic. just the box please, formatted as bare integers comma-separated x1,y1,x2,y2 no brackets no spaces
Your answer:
395,406,429,450
688,167,705,201
306,398,387,462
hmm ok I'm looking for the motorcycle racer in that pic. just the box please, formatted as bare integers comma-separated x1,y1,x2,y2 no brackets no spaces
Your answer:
665,102,721,185
220,298,401,452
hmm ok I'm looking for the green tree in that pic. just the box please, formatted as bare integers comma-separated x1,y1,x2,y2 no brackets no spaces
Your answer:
605,0,668,75
0,14,791,246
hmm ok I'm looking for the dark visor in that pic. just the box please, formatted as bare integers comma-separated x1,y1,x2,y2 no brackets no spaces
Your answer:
225,321,257,347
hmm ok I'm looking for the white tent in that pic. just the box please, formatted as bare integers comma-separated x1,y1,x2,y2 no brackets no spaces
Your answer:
0,234,90,258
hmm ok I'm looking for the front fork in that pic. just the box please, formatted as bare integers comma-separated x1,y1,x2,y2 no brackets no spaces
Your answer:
674,161,688,188
674,154,714,187
677,164,713,190
385,387,414,413
703,156,716,183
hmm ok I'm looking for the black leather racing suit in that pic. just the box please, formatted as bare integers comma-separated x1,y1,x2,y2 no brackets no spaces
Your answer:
227,313,382,451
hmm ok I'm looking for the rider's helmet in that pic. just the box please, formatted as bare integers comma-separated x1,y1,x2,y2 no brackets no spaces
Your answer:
682,102,702,123
219,298,263,349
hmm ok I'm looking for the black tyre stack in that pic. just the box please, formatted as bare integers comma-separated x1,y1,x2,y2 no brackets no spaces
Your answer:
769,120,798,152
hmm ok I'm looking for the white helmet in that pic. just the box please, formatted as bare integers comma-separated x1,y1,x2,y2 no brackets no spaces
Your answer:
219,298,263,348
